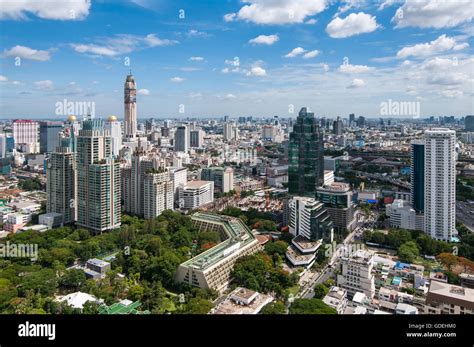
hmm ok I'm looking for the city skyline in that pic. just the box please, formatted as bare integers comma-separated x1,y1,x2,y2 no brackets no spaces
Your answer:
0,0,473,119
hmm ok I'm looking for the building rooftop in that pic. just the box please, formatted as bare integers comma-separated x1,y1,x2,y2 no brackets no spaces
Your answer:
185,180,212,189
180,212,257,271
86,258,110,268
427,281,474,309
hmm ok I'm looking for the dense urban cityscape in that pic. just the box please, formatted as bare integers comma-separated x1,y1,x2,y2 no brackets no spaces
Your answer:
0,0,473,345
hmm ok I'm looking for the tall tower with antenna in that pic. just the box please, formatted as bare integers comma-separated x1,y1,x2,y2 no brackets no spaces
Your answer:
124,73,137,140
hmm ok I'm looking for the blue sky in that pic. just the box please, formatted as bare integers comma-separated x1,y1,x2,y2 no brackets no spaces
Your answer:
0,0,473,119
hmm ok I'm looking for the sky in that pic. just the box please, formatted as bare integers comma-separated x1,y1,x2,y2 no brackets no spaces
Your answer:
0,0,473,120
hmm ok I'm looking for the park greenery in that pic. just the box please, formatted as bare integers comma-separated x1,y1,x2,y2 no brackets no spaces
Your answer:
18,177,42,191
0,211,218,314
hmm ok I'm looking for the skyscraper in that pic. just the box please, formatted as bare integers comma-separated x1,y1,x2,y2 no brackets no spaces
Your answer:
46,135,77,224
333,116,343,136
410,141,425,214
124,74,137,140
424,129,456,241
288,107,325,196
76,119,121,232
465,115,474,132
40,121,63,153
174,125,189,152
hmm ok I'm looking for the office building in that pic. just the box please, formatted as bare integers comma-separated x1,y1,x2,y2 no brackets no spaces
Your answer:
333,117,343,136
465,115,474,132
13,119,39,154
288,196,333,242
0,134,6,158
143,169,174,219
174,125,189,152
317,182,356,233
337,249,376,299
190,129,205,148
105,115,122,157
386,199,424,231
424,129,456,241
39,121,63,153
349,113,355,126
178,180,214,209
76,119,121,232
175,212,262,292
200,166,234,193
124,74,137,140
288,107,325,196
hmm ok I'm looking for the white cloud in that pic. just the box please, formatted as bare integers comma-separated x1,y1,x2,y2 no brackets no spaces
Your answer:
143,34,178,47
440,89,463,98
189,56,204,61
306,18,317,24
249,34,279,45
3,45,51,61
326,12,378,38
137,89,150,96
0,0,91,20
397,34,469,59
224,0,327,25
225,93,237,99
72,34,177,57
285,47,306,58
71,44,118,57
302,50,320,59
187,29,210,38
170,77,185,82
188,92,202,99
347,78,365,88
392,0,474,29
34,80,54,90
338,63,373,73
0,75,7,82
321,63,329,72
246,66,267,77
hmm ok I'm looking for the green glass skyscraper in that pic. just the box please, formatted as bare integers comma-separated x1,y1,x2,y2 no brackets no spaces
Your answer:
288,107,325,196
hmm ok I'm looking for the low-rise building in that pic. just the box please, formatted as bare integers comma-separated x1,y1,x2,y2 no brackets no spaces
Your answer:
322,286,348,314
424,281,474,314
210,287,273,314
337,249,376,299
175,213,262,292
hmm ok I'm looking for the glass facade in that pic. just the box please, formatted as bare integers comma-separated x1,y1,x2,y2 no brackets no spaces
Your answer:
411,142,424,213
288,107,324,196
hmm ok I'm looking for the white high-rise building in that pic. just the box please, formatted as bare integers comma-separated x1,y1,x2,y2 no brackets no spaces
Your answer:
105,115,122,157
143,170,174,219
13,120,40,154
424,128,456,241
124,74,137,140
223,122,235,141
0,134,6,158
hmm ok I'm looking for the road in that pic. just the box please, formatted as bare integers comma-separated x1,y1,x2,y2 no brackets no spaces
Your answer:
456,201,474,231
297,210,377,299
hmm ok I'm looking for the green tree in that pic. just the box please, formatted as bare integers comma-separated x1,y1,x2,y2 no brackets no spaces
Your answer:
398,241,420,263
289,298,337,314
264,241,288,257
260,301,286,314
313,283,329,299
60,269,87,290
